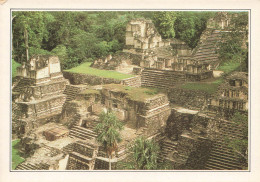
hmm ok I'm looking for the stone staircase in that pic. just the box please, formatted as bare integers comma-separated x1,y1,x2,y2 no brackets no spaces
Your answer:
66,140,99,170
64,85,87,102
69,126,97,140
158,138,178,163
12,78,33,93
83,117,100,131
121,76,141,87
205,120,245,170
141,69,186,89
41,144,61,157
192,30,223,69
15,162,50,170
205,141,243,170
62,143,75,154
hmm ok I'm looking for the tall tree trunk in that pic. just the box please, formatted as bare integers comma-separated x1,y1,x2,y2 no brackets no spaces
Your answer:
24,27,29,62
109,155,112,170
11,15,16,55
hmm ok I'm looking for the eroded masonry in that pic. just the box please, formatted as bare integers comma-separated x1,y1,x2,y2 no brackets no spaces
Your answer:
12,12,248,170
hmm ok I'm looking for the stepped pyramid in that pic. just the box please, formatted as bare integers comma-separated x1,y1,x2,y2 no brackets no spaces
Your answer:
12,55,69,135
191,30,223,69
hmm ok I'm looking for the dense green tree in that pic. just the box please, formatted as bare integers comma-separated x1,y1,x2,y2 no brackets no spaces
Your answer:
174,12,214,48
124,137,159,170
217,12,248,72
51,45,68,68
12,11,54,63
94,111,124,170
12,11,244,71
152,11,177,39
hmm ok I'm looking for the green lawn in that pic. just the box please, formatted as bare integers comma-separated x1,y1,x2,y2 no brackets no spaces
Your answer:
216,61,240,74
12,59,21,78
180,78,223,94
66,62,134,80
12,139,24,170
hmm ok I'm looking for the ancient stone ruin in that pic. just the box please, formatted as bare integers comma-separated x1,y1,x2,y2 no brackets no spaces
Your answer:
125,18,171,50
209,72,248,117
90,16,232,89
13,55,69,137
12,12,248,171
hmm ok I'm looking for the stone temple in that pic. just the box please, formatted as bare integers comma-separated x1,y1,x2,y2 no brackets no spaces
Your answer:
13,55,68,136
12,12,248,170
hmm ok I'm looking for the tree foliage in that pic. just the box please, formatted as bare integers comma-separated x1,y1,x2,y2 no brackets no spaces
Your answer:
174,12,215,48
217,12,248,72
95,110,123,169
12,11,247,71
152,11,177,39
123,137,159,170
12,11,54,62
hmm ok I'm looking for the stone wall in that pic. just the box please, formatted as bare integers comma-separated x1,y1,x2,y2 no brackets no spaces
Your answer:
141,69,186,89
59,101,85,128
168,88,211,110
66,152,91,170
186,71,213,81
17,95,66,119
165,110,195,140
19,80,67,102
121,76,141,87
13,114,61,137
140,105,171,136
100,84,171,135
63,71,121,85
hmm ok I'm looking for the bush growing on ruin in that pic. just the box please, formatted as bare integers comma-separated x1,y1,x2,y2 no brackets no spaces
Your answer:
95,110,124,170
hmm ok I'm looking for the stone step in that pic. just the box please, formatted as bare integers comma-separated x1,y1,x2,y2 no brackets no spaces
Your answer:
70,129,97,140
209,150,240,162
64,85,83,102
216,134,244,141
207,157,241,169
16,162,49,170
69,132,90,140
141,81,177,88
193,54,218,59
205,160,236,170
69,126,97,140
195,49,217,54
219,126,244,134
62,144,75,153
141,74,185,80
73,126,97,135
211,145,237,154
142,75,185,80
16,164,34,170
221,125,244,132
209,153,241,166
205,163,230,170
